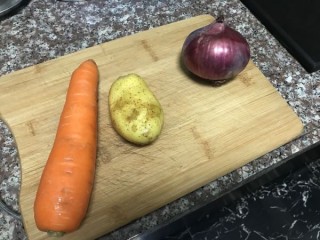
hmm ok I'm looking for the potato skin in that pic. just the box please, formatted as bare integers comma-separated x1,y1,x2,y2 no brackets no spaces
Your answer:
109,74,164,145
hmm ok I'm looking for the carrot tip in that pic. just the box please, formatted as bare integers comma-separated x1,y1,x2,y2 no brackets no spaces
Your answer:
47,231,65,237
86,59,97,65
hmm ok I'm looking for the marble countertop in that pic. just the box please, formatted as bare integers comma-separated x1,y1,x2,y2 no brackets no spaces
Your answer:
0,0,319,239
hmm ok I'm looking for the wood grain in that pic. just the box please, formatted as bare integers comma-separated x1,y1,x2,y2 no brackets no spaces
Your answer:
0,15,303,240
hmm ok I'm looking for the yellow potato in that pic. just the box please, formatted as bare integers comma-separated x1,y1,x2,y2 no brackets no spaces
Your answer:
109,73,164,145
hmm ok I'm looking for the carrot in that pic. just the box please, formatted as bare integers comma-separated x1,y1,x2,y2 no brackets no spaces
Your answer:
34,59,99,236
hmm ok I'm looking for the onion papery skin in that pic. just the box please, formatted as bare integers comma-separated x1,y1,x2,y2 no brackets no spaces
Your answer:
182,19,250,81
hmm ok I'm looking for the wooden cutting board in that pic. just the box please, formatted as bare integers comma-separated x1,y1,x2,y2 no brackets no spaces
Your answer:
0,15,303,240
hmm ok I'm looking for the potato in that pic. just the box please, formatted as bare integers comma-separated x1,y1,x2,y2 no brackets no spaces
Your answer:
109,73,164,145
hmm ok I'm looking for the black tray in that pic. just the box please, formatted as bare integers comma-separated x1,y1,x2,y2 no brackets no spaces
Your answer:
240,0,320,73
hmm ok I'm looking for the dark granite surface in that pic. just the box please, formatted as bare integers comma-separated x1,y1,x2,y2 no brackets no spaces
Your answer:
0,0,319,239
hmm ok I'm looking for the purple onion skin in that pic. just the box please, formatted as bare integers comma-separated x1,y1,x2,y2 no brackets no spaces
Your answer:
182,19,250,81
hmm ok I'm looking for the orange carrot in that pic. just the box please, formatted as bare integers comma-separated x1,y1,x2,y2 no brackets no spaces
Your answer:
34,59,99,236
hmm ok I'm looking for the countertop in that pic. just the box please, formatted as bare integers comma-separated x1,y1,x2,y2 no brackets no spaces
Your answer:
0,0,319,239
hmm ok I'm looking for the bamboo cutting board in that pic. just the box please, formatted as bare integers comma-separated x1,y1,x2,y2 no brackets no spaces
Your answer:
0,15,303,240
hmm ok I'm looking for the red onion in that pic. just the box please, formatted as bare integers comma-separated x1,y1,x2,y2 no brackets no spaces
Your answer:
181,16,250,81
